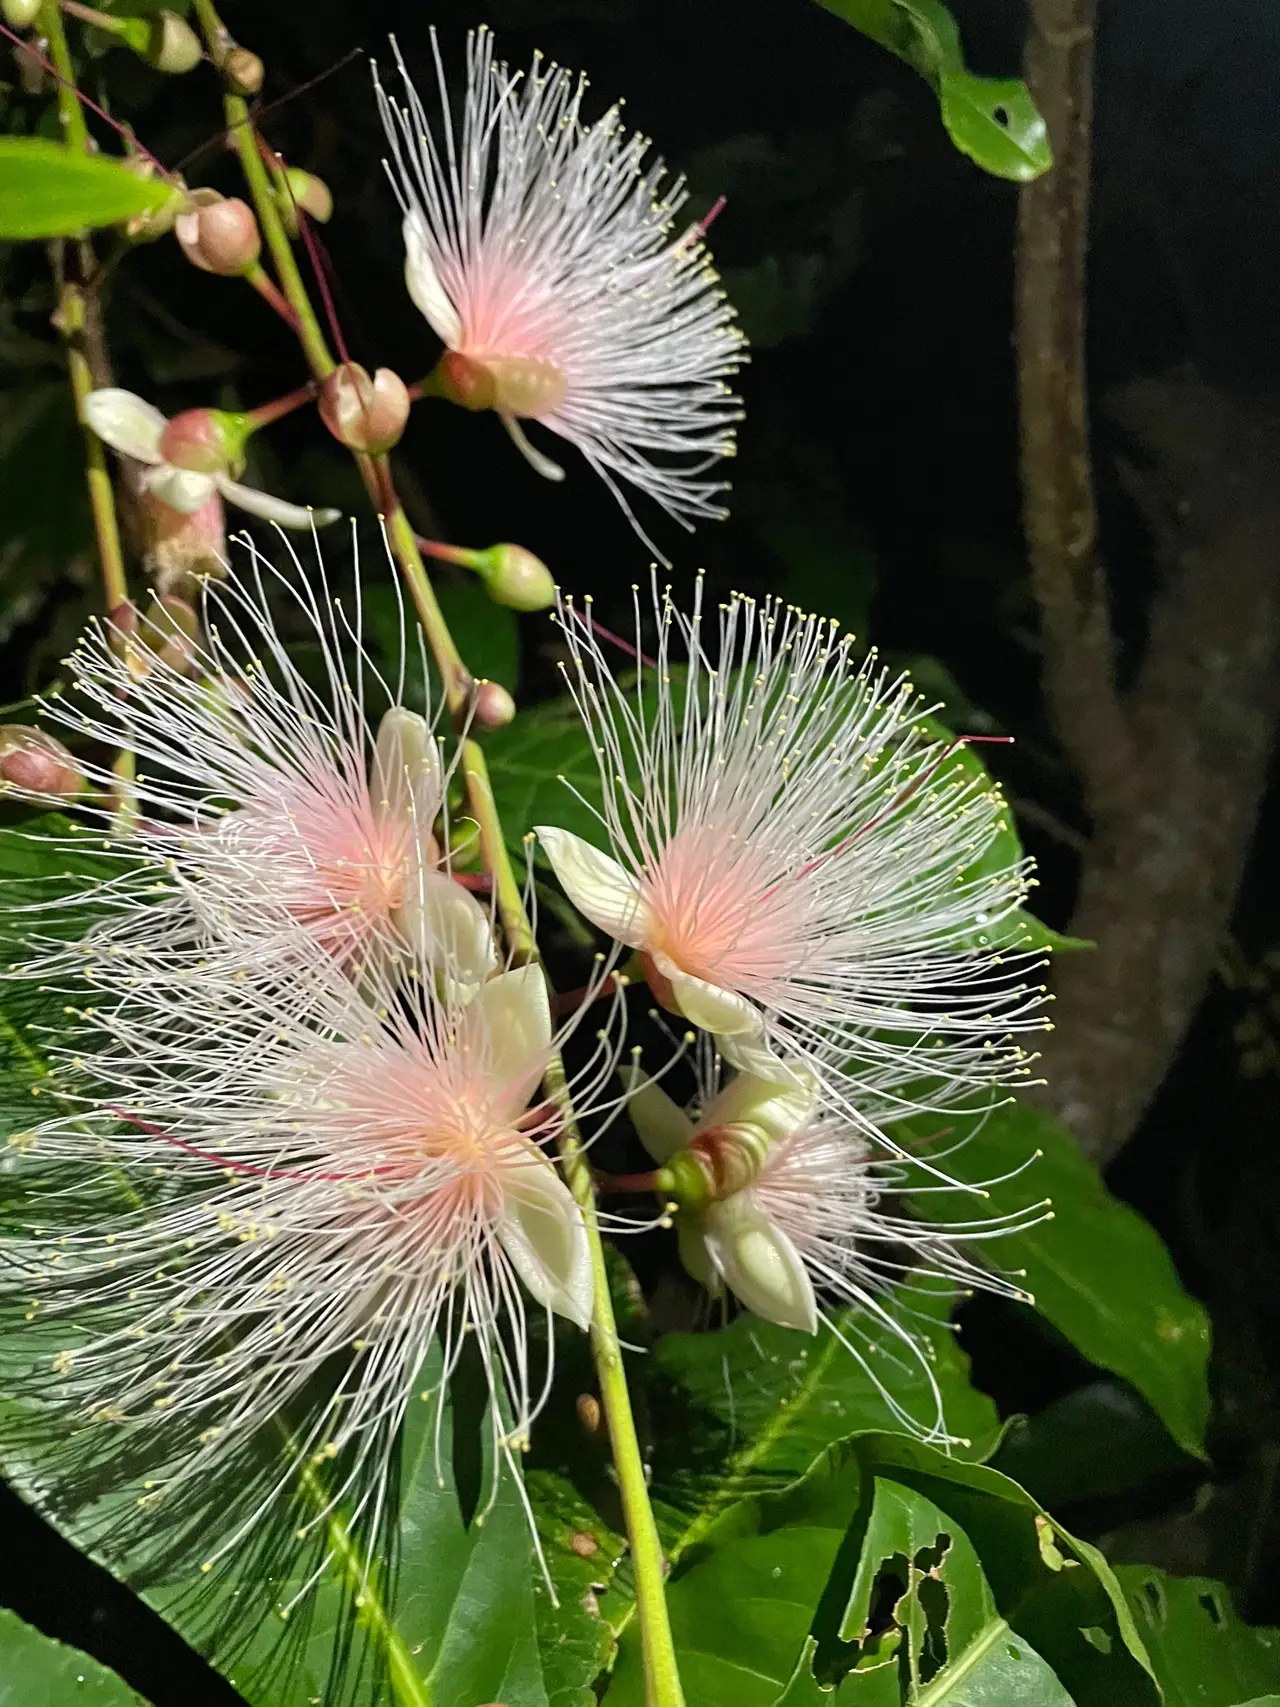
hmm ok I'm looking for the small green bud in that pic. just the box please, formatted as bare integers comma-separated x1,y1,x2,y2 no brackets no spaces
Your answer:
144,12,202,75
474,544,556,612
1,0,42,28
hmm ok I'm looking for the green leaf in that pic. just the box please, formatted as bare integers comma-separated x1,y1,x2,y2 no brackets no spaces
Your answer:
1118,1569,1280,1707
992,1380,1197,1510
0,139,180,238
486,693,610,861
898,1100,1212,1458
609,1432,1155,1706
0,1608,144,1705
813,0,1052,181
361,579,521,709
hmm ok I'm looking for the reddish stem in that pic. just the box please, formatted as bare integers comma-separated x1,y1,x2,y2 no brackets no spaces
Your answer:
108,1106,395,1183
245,382,315,430
551,972,624,1018
594,1169,661,1196
0,22,173,177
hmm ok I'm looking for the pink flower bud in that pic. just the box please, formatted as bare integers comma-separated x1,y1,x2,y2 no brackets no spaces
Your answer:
144,11,202,75
159,408,246,476
472,681,516,730
475,544,555,612
319,363,411,455
2,0,42,27
0,727,84,801
144,490,227,594
176,194,260,276
224,47,264,96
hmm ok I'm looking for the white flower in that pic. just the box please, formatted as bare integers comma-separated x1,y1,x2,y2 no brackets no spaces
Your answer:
375,29,745,554
625,1053,1048,1442
538,579,1047,1158
84,388,340,530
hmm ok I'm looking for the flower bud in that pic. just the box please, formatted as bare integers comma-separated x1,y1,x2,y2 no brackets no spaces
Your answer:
443,815,482,869
0,727,84,801
318,363,410,455
175,194,261,276
144,11,202,75
1,0,41,27
121,159,186,242
472,680,516,731
474,544,555,612
277,167,333,232
141,592,202,674
159,408,249,477
224,46,263,96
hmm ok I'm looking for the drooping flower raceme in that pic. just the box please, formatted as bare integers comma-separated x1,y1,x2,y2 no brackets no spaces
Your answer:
538,581,1047,1147
0,948,620,1617
375,29,745,550
38,536,495,988
625,1051,1047,1442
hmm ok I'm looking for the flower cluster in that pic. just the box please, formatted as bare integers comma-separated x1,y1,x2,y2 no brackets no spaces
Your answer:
535,577,1050,1433
1,540,622,1645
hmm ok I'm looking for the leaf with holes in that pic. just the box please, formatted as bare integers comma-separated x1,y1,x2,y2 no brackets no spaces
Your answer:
0,1608,143,1706
1117,1569,1280,1707
898,1099,1213,1458
813,0,1051,181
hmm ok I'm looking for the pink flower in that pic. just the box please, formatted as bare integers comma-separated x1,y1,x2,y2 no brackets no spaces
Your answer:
1,947,619,1596
626,1052,1047,1442
43,541,494,987
537,582,1047,1151
84,389,340,531
375,30,745,553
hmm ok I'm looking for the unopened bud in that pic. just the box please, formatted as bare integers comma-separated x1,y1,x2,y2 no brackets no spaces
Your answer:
144,11,202,76
224,46,263,96
0,727,84,801
140,593,201,674
1,0,42,27
473,681,516,731
319,363,410,455
175,193,260,276
475,544,555,612
277,167,333,233
159,408,249,476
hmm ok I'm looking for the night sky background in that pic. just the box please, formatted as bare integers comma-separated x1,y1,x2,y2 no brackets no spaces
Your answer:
2,0,1279,1698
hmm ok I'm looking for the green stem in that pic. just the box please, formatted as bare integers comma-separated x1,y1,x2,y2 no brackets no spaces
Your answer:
41,0,87,150
195,8,684,1699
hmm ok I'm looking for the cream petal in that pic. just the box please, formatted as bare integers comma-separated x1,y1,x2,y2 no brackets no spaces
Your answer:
535,826,652,947
676,1216,722,1296
621,1064,694,1165
467,963,553,1114
403,214,463,346
372,707,442,837
497,1150,592,1331
146,464,217,514
83,388,166,463
394,868,497,988
703,1197,818,1335
715,1027,805,1086
658,962,760,1039
500,413,566,482
699,1066,819,1148
214,477,341,529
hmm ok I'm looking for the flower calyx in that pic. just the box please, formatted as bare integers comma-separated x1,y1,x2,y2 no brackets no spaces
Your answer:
0,726,84,800
319,363,410,455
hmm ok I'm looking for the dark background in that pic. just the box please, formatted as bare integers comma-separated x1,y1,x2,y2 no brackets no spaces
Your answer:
2,0,1279,1698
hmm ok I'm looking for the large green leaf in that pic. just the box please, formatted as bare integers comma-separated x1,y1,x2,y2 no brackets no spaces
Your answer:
1118,1568,1280,1707
0,1608,144,1705
608,1432,1155,1705
0,139,180,238
813,0,1051,181
899,1099,1212,1458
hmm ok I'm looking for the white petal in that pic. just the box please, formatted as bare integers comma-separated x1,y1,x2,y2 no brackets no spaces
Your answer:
214,477,341,529
676,1217,722,1296
467,963,553,1114
497,1149,592,1331
146,464,217,514
394,868,497,988
703,1197,818,1335
403,214,463,346
536,826,652,947
372,707,442,837
83,389,166,463
716,1028,806,1086
657,960,761,1039
501,413,566,482
699,1067,819,1148
621,1064,694,1165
